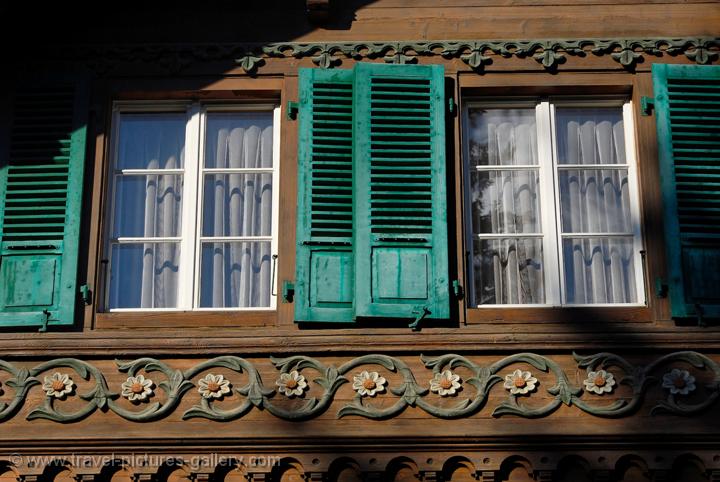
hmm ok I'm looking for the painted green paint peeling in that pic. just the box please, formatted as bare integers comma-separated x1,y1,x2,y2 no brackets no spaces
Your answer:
0,82,87,328
294,64,450,324
652,64,720,320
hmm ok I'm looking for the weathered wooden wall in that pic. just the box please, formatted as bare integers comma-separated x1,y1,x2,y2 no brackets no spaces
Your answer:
0,1,719,481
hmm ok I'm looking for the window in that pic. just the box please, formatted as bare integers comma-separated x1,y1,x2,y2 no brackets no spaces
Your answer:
103,103,280,311
463,99,645,308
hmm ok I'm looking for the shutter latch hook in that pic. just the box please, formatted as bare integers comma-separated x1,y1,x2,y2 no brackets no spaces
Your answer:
695,303,706,328
409,305,430,331
39,310,50,333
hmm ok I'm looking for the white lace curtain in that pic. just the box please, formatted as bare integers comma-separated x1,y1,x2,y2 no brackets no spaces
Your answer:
108,114,184,309
201,117,274,308
469,109,544,305
469,107,636,305
557,110,636,304
140,160,182,309
109,113,273,309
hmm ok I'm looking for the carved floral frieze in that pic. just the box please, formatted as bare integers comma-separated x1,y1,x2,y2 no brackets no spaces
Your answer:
0,351,718,424
47,37,720,75
246,37,720,71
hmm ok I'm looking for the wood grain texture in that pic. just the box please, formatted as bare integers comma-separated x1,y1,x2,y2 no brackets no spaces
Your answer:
360,0,720,6
291,4,720,41
1,1,719,473
0,323,717,354
0,353,719,442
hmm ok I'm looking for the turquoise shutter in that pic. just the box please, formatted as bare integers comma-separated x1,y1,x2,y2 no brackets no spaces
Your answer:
352,63,450,321
0,82,88,328
652,64,720,320
294,68,355,323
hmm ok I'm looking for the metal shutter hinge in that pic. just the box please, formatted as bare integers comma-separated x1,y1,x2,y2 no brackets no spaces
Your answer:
448,97,456,114
452,280,464,300
655,277,668,298
282,281,295,303
80,284,93,305
640,96,655,116
287,101,299,120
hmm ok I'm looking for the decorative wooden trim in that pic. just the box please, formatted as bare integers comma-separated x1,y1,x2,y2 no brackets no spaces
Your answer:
4,324,720,356
51,37,720,75
94,311,276,330
1,351,718,424
2,450,719,482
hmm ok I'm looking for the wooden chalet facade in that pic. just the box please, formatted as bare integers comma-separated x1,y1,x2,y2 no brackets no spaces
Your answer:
1,1,720,481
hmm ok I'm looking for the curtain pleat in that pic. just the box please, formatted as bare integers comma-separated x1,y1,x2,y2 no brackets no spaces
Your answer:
140,123,182,309
208,121,273,308
475,112,543,304
561,114,636,304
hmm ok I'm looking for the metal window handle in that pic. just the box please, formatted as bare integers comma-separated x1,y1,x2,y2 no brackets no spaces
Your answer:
270,254,279,296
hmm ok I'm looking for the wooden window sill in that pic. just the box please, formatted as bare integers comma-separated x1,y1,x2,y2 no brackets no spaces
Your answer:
465,305,654,324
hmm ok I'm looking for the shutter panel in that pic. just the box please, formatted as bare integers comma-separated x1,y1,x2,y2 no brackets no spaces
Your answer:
652,64,720,319
0,82,88,327
352,63,450,321
294,68,355,322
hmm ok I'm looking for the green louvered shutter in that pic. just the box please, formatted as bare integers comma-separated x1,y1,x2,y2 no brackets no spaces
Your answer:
353,63,450,321
294,68,355,322
0,82,88,328
652,64,720,320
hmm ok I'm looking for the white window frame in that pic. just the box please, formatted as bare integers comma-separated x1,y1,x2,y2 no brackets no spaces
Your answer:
462,98,646,308
105,101,281,312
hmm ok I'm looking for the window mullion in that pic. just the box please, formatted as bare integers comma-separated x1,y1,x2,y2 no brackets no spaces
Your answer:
103,110,122,311
460,105,475,306
179,104,202,310
270,106,281,309
624,101,647,305
536,101,562,306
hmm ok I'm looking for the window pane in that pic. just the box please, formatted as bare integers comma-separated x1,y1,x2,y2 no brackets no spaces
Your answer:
108,243,180,309
117,114,186,169
562,237,637,304
202,173,273,237
112,175,183,238
199,241,272,308
558,168,631,233
473,238,545,305
469,170,541,234
555,108,626,165
204,112,274,169
466,108,537,166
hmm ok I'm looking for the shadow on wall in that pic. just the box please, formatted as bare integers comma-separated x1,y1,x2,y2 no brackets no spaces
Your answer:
0,0,380,52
